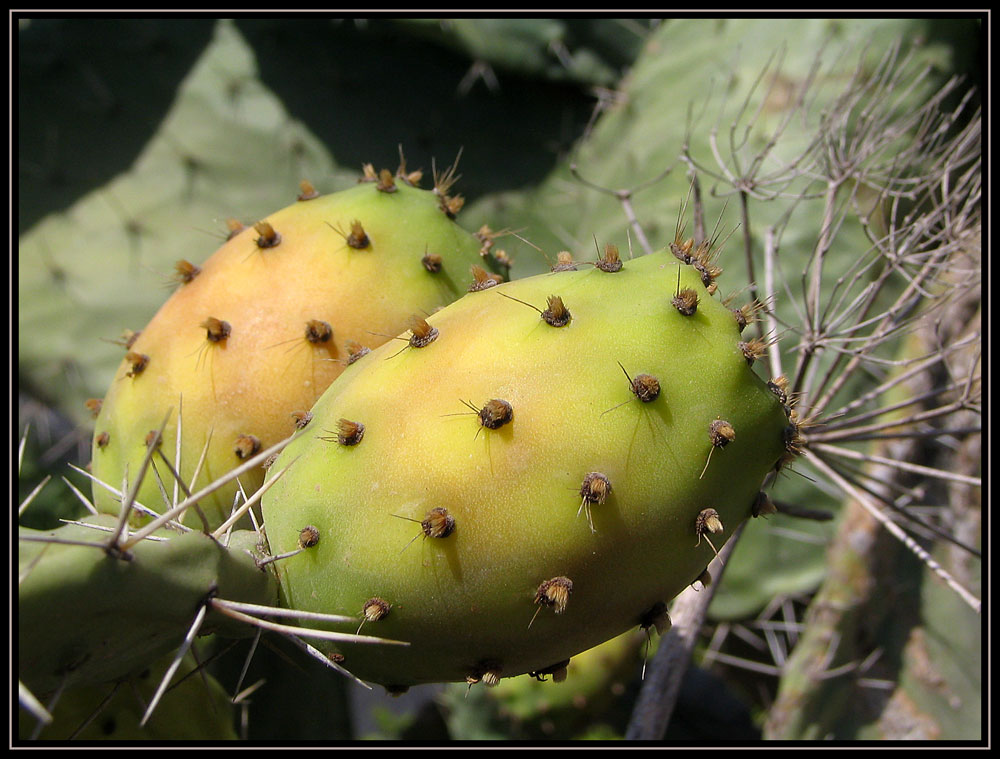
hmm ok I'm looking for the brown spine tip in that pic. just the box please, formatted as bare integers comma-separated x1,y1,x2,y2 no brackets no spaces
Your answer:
201,317,231,343
580,472,612,505
693,259,723,290
396,146,422,186
709,418,736,448
297,179,320,200
234,434,261,460
672,267,698,316
551,251,578,272
632,373,660,402
579,472,611,532
125,351,150,378
530,659,571,682
616,362,660,403
639,602,671,635
700,418,735,479
362,597,390,622
96,431,110,449
305,320,333,344
542,295,572,327
291,410,313,429
596,243,623,272
768,375,791,408
732,299,766,333
85,398,103,417
534,576,573,615
732,307,749,332
254,221,281,248
360,162,378,182
347,219,370,249
421,507,456,539
778,410,805,470
336,418,365,446
695,508,724,546
376,169,397,193
298,525,320,549
407,316,439,348
468,264,501,292
478,399,513,430
470,659,504,688
739,336,768,365
440,194,464,218
670,238,695,264
422,252,443,273
752,491,778,518
433,151,463,199
225,218,245,240
345,340,371,364
396,166,424,187
173,259,201,285
672,287,699,316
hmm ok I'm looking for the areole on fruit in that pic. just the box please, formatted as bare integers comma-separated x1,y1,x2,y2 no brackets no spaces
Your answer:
261,249,790,688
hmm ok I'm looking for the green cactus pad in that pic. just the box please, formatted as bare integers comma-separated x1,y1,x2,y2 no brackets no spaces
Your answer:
18,514,275,698
261,249,790,687
19,650,238,741
90,179,490,527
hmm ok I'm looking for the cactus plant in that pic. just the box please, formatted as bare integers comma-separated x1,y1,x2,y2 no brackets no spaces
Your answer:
17,16,980,744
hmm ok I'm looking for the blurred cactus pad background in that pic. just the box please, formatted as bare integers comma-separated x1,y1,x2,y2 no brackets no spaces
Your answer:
18,16,982,743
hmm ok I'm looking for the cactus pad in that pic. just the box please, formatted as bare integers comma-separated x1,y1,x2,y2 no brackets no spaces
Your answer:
18,515,274,698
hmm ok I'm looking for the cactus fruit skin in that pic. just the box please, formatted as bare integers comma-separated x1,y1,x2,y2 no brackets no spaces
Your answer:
90,180,489,527
18,514,275,698
261,248,790,688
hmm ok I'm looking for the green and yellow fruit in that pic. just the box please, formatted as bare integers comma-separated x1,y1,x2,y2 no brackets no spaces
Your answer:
90,172,494,527
261,246,793,688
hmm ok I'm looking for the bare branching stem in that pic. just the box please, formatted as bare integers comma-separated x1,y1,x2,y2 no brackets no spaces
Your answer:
568,161,674,257
808,454,980,613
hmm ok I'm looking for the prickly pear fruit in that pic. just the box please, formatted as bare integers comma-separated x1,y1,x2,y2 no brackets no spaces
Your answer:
261,248,792,688
90,176,492,527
